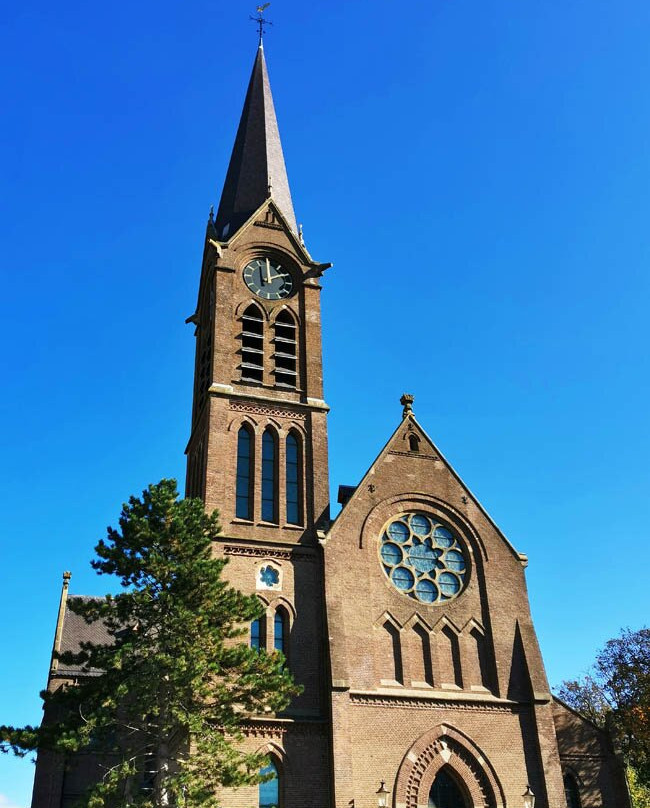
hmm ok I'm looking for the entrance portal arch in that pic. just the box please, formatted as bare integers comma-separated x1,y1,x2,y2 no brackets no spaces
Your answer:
394,724,504,808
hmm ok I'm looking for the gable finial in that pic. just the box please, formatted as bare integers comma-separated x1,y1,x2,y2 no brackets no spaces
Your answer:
400,393,414,419
250,3,272,47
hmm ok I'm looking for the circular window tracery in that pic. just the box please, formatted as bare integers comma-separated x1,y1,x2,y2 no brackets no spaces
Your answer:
379,512,468,603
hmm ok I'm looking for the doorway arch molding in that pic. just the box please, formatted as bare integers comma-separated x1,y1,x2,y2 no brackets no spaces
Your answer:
394,724,505,808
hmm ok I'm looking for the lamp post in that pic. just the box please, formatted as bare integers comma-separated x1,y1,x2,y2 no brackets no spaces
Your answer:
522,785,535,808
376,780,389,808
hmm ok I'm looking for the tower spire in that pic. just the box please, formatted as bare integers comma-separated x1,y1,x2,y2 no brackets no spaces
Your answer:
214,43,297,239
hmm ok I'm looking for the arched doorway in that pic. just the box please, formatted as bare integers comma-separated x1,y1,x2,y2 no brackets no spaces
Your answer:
429,768,468,808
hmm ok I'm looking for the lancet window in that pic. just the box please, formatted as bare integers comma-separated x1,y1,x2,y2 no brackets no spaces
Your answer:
262,429,278,523
236,425,254,520
259,760,280,808
285,432,302,525
564,774,581,808
274,607,289,657
250,616,264,650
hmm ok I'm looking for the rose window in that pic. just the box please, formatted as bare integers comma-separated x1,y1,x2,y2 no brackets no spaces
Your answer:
379,512,468,603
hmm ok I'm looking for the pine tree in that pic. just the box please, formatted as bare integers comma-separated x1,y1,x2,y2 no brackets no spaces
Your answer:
1,479,301,806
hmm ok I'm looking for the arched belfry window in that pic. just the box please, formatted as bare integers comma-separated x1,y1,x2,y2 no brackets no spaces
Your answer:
262,429,278,523
241,304,264,383
429,768,467,808
273,310,297,388
274,607,289,657
259,760,280,808
236,425,254,520
285,432,302,525
564,774,581,808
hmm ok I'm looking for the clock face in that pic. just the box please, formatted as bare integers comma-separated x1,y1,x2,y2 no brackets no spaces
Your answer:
243,257,294,300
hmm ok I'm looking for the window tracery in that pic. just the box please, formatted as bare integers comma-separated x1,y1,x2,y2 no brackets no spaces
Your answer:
379,513,468,604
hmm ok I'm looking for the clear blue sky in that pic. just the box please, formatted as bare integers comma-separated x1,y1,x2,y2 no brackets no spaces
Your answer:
2,1,649,804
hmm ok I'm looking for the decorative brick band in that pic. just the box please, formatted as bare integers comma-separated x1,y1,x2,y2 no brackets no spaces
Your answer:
223,544,317,562
240,720,327,739
229,400,307,420
349,693,520,714
388,451,440,460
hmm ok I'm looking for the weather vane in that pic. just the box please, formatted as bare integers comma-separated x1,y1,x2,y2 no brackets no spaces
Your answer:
250,3,272,45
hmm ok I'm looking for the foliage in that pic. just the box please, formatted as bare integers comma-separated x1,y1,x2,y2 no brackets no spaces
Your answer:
628,767,650,808
556,627,650,788
1,479,301,806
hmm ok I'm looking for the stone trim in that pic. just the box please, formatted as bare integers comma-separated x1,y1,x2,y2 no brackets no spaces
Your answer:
349,692,520,714
223,544,317,562
229,400,307,420
394,724,505,808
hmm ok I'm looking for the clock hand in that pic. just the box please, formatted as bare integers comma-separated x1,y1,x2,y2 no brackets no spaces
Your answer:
265,257,272,284
267,272,289,281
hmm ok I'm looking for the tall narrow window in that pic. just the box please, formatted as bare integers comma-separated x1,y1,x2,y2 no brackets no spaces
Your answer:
262,429,278,523
259,761,279,808
241,305,264,383
236,426,253,520
564,774,581,808
273,310,297,388
251,617,264,650
285,432,302,525
274,608,288,656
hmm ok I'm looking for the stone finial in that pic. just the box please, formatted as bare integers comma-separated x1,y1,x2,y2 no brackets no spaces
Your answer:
63,570,71,584
400,393,414,418
298,223,304,245
208,205,214,222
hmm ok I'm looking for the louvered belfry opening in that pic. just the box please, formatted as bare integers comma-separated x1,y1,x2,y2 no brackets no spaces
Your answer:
241,304,265,383
273,310,297,388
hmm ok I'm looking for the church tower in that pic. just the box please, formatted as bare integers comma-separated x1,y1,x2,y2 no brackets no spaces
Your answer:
184,41,333,807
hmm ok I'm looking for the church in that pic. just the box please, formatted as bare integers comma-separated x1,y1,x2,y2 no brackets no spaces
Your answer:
31,39,630,808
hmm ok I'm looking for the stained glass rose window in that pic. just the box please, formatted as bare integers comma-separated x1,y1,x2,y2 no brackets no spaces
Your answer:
379,512,468,603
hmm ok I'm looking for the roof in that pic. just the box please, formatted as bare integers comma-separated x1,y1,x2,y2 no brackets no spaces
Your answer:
54,595,111,677
215,45,297,239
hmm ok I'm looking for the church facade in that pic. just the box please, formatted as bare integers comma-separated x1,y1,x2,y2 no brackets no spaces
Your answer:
32,43,629,808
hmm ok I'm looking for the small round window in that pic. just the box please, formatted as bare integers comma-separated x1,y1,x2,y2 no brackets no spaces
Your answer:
379,512,468,604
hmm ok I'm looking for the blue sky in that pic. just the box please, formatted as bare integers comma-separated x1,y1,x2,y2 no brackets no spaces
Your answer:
2,1,650,804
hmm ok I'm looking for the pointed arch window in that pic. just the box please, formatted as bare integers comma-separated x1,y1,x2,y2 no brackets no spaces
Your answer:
236,425,254,520
285,432,302,525
241,304,264,383
262,429,278,523
564,774,581,808
274,607,289,657
259,760,280,808
273,310,297,388
250,616,265,650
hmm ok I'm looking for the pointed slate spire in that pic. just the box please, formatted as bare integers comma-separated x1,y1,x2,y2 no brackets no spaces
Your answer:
215,45,297,239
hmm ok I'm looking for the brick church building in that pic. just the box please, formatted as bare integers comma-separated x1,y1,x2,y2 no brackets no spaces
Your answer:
32,42,629,808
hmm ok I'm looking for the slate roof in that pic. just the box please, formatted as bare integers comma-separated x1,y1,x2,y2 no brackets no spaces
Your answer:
215,44,297,239
55,595,111,677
